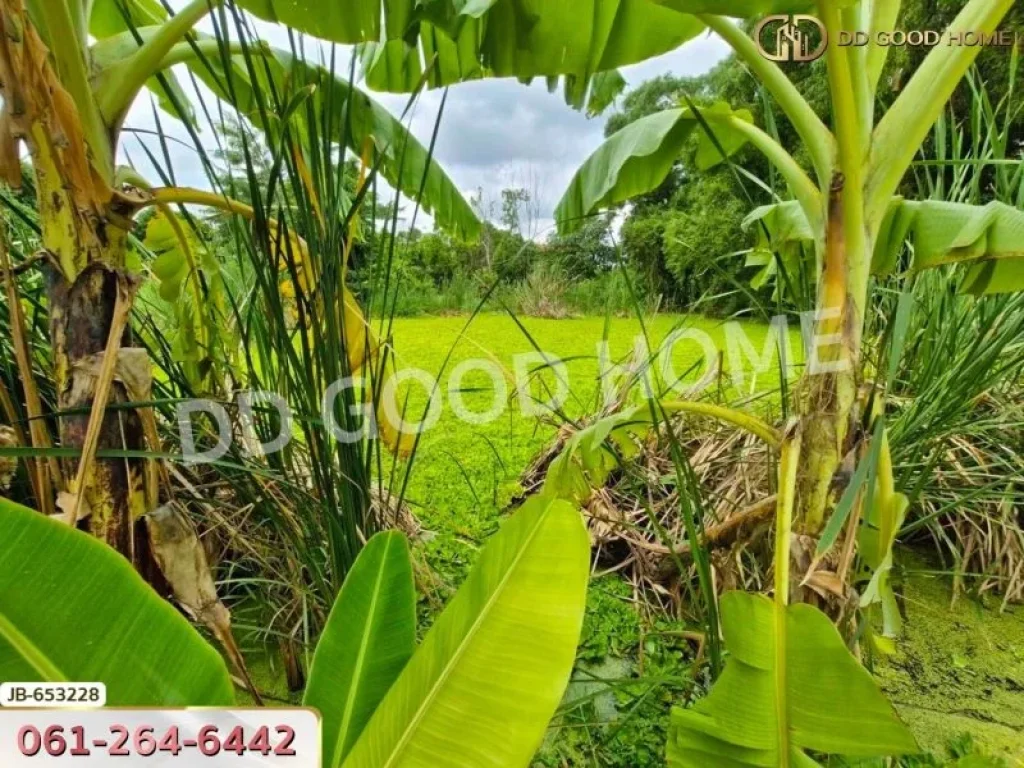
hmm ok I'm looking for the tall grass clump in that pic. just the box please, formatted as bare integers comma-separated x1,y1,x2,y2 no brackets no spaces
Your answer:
0,5,468,683
137,19,457,668
878,66,1024,602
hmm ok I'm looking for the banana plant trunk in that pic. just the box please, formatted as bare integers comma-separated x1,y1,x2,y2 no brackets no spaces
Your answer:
0,2,157,574
795,175,859,533
791,169,874,605
36,160,155,571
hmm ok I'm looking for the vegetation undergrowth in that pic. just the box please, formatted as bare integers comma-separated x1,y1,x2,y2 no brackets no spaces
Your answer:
361,313,1020,766
1,0,1022,766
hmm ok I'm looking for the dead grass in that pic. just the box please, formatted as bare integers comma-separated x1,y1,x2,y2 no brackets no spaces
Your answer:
520,408,777,614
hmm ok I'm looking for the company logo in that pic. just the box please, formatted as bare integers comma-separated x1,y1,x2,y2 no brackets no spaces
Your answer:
754,14,828,62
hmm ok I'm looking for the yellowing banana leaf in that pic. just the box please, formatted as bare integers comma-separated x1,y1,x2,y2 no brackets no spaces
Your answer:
667,591,917,767
342,495,589,768
267,222,413,456
0,497,234,706
555,104,753,233
305,532,416,767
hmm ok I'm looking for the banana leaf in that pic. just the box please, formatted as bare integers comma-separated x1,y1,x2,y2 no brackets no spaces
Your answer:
0,497,234,706
742,198,1024,295
742,200,818,297
667,591,918,767
652,0,814,12
88,0,196,123
342,495,590,768
544,408,649,503
556,103,753,233
234,0,818,93
305,531,416,768
882,200,1024,295
249,0,707,88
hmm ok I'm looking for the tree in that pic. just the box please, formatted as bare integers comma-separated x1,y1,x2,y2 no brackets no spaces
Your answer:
501,187,531,235
546,213,616,280
602,67,782,314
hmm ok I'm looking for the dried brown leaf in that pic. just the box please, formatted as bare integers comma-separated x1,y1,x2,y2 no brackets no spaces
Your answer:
147,504,262,704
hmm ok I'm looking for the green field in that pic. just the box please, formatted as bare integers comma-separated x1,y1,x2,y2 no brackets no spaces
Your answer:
388,312,795,542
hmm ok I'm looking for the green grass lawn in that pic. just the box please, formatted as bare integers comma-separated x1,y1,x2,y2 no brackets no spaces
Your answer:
387,312,794,543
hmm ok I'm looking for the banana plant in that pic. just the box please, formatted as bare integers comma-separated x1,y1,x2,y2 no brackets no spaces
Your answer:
553,0,1021,558
0,0,477,563
0,492,590,767
666,427,918,766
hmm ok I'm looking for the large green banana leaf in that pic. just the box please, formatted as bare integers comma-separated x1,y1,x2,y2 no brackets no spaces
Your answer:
0,497,234,706
744,198,1024,295
359,1,705,95
555,103,753,233
305,532,416,768
667,591,917,767
342,495,590,768
88,6,481,241
232,0,815,91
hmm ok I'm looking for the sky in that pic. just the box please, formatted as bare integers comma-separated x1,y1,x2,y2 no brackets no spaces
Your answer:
121,9,731,240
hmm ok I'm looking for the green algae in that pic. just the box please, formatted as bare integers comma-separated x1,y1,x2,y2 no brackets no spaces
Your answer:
876,549,1024,765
